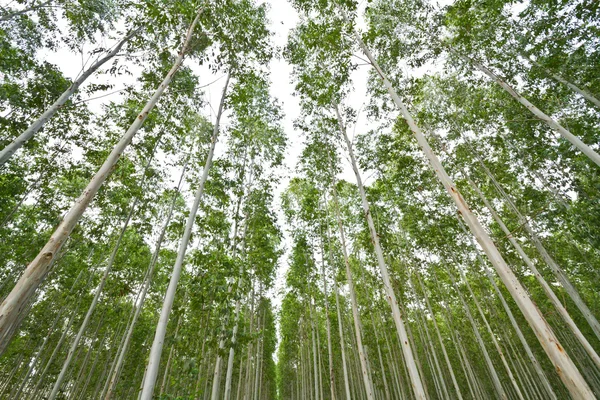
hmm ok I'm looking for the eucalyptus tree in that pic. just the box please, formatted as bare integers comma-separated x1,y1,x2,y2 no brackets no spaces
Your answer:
0,3,209,352
342,1,594,396
140,1,276,397
286,3,426,397
215,70,285,400
0,28,138,166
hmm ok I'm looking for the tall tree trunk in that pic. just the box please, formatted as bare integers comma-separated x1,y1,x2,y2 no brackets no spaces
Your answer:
253,309,264,400
28,289,87,400
159,313,184,397
333,103,424,399
324,209,352,400
413,270,464,400
458,53,600,167
527,56,600,109
104,157,188,400
11,269,84,399
67,310,105,400
310,302,320,400
352,26,595,399
318,221,336,400
223,299,242,400
140,71,230,400
370,314,391,400
242,287,256,400
410,278,450,400
223,159,254,400
235,351,245,400
446,269,507,399
89,323,124,400
457,265,525,399
477,250,558,399
331,172,375,400
0,10,204,352
49,142,154,400
0,30,139,166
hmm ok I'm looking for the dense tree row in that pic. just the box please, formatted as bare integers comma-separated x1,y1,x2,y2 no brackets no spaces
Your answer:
277,0,599,399
1,0,282,398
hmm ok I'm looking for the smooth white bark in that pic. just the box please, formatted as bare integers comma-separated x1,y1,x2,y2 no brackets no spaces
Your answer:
528,57,600,109
461,54,600,167
469,144,600,342
334,103,426,399
318,220,337,400
324,171,352,400
140,71,230,400
0,29,138,166
331,176,375,400
467,176,600,370
104,160,188,400
413,271,464,400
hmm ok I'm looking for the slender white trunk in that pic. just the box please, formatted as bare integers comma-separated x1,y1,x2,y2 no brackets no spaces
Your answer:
49,214,133,400
528,57,600,108
449,269,507,399
331,176,375,400
90,323,124,400
224,299,242,400
324,203,351,400
413,271,463,400
310,302,320,400
0,30,138,166
224,160,254,400
28,290,87,400
235,350,245,400
410,279,450,400
211,285,236,400
318,222,336,400
401,304,429,399
458,266,525,399
12,269,84,399
370,314,391,400
194,317,209,398
159,314,183,396
252,310,263,400
469,140,600,343
104,158,188,400
49,130,162,400
460,53,600,167
334,103,425,399
79,331,110,399
12,307,63,399
333,266,351,400
140,71,230,400
242,288,256,400
67,311,105,399
211,313,229,399
478,255,557,399
353,28,595,399
0,11,203,352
